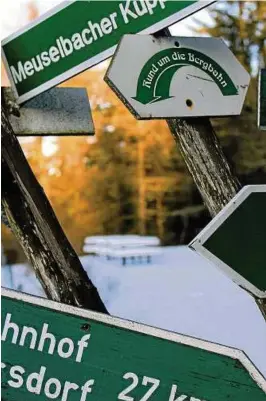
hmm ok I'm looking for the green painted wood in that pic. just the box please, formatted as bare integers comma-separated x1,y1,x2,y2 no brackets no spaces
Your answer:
1,0,214,104
258,69,266,130
190,186,266,298
204,192,266,293
2,290,266,401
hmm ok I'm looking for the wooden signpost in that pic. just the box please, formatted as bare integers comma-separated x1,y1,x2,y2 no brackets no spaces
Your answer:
2,3,266,400
3,87,94,136
258,69,266,130
2,288,266,401
1,0,214,104
105,35,250,118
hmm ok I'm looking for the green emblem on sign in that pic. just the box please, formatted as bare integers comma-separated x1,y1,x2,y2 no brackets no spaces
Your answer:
133,48,238,105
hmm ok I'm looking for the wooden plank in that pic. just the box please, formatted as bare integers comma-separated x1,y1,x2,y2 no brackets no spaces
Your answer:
3,87,94,136
1,1,215,103
2,288,266,401
190,185,266,299
105,35,250,118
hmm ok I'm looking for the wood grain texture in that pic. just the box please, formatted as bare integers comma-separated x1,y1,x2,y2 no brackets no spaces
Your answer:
167,116,241,216
153,28,241,218
1,104,107,313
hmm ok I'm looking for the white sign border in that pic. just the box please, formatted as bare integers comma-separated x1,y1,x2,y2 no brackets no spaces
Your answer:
189,185,266,299
1,0,215,104
2,287,266,394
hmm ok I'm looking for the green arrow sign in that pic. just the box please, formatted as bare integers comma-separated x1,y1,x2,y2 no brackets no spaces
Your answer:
1,0,214,104
2,289,266,401
190,185,266,299
105,35,250,119
258,69,266,130
133,48,238,104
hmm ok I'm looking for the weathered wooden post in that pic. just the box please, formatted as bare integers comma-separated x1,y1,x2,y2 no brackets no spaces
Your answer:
2,103,107,313
156,28,241,217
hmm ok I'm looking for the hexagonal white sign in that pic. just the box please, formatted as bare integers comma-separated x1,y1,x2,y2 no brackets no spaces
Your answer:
105,35,250,119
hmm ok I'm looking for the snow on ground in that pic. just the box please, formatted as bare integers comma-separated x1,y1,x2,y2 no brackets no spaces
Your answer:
2,263,45,297
2,246,266,378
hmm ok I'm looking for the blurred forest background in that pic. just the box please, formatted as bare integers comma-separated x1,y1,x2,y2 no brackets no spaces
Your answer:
2,1,266,262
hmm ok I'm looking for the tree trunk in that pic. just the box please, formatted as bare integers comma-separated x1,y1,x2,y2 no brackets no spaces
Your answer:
2,105,108,314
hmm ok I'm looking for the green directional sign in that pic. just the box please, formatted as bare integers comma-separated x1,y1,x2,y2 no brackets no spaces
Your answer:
105,35,250,119
258,69,266,130
1,0,215,104
190,185,266,299
2,289,266,401
133,47,238,105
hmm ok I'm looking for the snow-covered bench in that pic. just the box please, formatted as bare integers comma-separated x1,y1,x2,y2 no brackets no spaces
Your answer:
105,236,160,248
83,245,110,256
83,235,161,265
108,247,162,265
